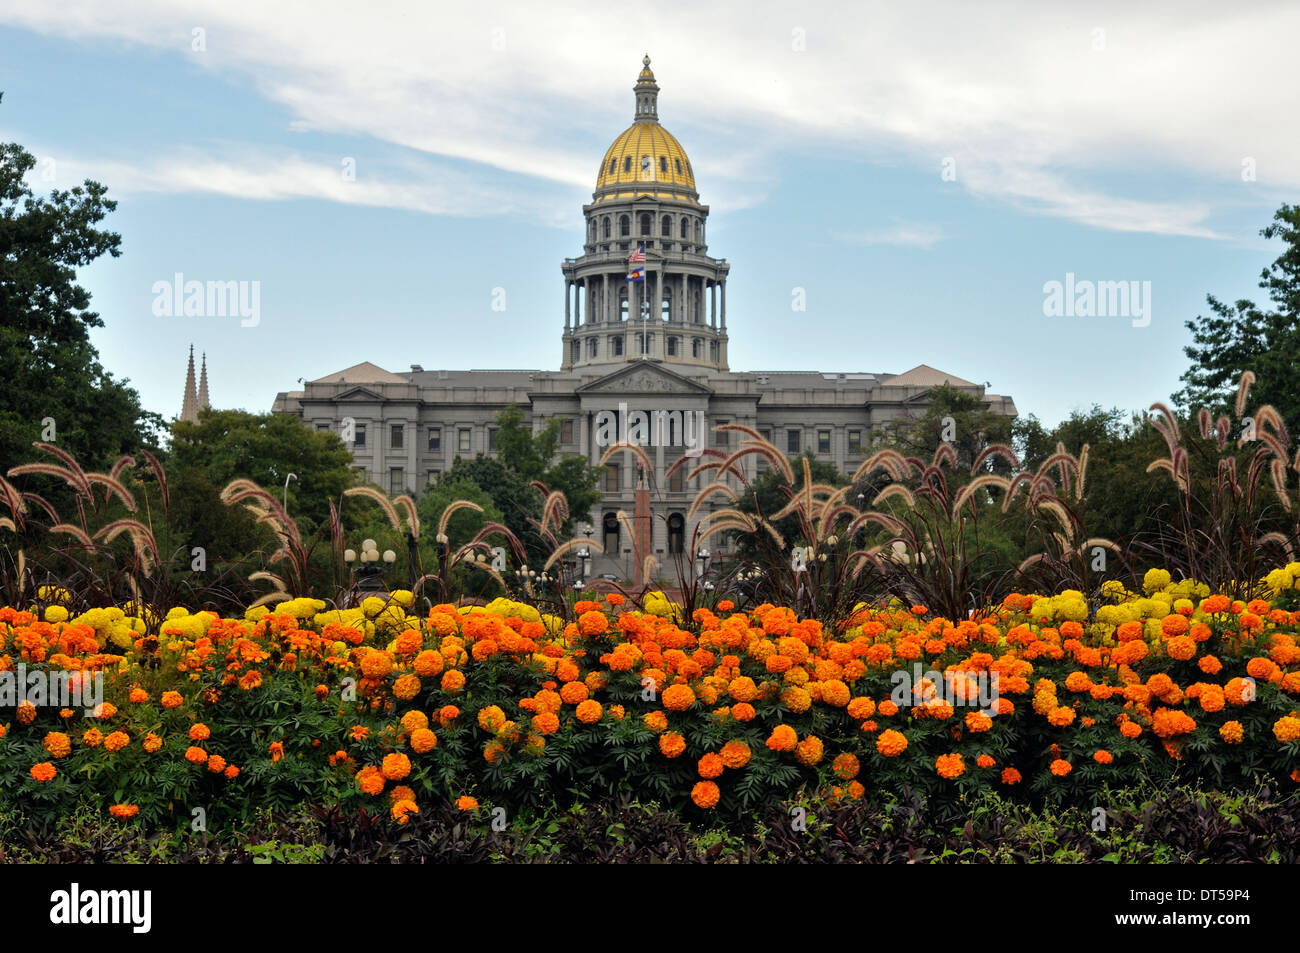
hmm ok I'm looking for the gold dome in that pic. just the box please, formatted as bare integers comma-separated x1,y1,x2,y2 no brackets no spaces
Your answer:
593,57,695,200
595,122,695,194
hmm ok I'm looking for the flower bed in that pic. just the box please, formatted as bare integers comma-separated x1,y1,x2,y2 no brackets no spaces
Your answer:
2,567,1299,830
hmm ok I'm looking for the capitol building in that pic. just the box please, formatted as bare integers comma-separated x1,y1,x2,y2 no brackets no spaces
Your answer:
273,58,1016,574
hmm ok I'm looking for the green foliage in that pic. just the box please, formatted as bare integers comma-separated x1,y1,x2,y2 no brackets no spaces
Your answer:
0,105,162,470
170,409,356,531
1176,203,1300,435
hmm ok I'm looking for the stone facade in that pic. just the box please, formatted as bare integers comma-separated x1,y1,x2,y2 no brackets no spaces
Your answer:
272,58,1017,577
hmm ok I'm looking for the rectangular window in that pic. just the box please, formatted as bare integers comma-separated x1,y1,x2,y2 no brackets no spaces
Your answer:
426,469,440,486
352,466,367,481
604,465,621,492
818,429,831,454
488,427,498,451
316,422,330,432
389,468,404,495
390,424,404,450
787,429,801,454
716,419,729,448
668,465,684,493
428,427,441,452
759,428,772,445
458,428,471,453
848,429,862,454
560,419,575,444
354,424,366,448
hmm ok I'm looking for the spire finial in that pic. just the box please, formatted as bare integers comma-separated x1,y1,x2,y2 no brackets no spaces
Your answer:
643,54,650,67
634,56,659,121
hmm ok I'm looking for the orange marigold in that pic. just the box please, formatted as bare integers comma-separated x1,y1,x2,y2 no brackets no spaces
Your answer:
720,740,752,769
30,761,56,783
935,752,965,779
662,684,696,711
575,699,603,724
1049,758,1072,777
690,780,721,809
832,752,860,779
410,728,438,753
698,752,725,778
160,690,183,709
766,724,798,752
659,731,687,758
876,729,908,757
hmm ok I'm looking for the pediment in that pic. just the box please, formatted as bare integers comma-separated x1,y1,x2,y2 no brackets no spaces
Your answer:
576,361,712,396
331,385,388,402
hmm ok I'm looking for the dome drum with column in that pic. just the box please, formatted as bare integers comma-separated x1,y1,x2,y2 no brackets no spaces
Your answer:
562,57,730,373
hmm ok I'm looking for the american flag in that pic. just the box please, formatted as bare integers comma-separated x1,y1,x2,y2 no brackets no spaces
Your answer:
628,242,646,264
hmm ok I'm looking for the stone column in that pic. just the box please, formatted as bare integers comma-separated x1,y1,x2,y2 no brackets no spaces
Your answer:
710,281,717,329
565,279,571,329
721,279,726,330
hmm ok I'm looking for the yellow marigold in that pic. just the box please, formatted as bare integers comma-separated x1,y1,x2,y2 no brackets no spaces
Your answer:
1219,720,1244,744
690,780,720,809
659,731,687,758
698,752,725,778
876,729,908,757
781,685,812,714
720,740,752,769
43,731,71,759
794,735,824,766
477,705,507,732
766,724,798,752
189,723,211,742
184,745,208,765
160,691,183,709
575,699,603,724
662,684,696,711
410,727,438,753
103,730,129,753
1273,715,1300,743
935,752,965,780
832,752,860,779
1049,758,1072,777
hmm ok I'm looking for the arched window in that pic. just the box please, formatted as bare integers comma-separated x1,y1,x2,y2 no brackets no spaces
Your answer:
588,337,598,358
611,335,623,356
668,513,685,552
623,156,632,173
675,158,683,175
659,157,668,175
619,289,629,322
639,213,651,236
608,158,616,174
602,216,611,239
680,217,689,238
667,335,678,356
571,340,580,363
692,337,702,358
619,215,629,237
662,290,672,322
602,512,620,554
661,215,672,236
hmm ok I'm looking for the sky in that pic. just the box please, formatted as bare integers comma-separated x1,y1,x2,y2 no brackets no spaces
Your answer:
1,0,1295,431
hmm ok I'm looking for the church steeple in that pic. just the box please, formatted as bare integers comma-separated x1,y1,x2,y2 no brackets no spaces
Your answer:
198,352,210,412
180,345,200,423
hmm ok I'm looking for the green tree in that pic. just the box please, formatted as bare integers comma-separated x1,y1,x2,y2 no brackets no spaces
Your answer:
874,384,1015,475
170,409,355,529
732,451,845,559
1176,204,1300,433
0,96,162,470
493,404,602,535
417,476,504,551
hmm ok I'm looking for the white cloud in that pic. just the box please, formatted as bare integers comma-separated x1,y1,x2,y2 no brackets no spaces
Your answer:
3,0,1295,236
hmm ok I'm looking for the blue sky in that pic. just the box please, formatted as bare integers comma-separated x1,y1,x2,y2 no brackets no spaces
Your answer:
1,0,1295,431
